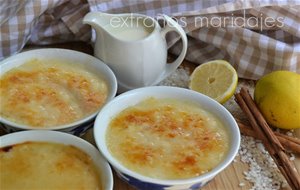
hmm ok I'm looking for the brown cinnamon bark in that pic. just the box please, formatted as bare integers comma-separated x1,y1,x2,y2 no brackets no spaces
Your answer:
235,87,300,190
237,120,300,154
275,131,300,145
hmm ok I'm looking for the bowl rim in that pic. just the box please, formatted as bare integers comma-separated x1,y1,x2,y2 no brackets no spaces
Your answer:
0,48,118,130
94,86,240,185
0,130,114,190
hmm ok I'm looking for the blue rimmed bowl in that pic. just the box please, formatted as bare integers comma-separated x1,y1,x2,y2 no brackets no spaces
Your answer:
94,86,240,190
0,48,117,136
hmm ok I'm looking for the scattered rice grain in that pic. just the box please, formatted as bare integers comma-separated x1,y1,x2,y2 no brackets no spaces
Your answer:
239,135,287,190
158,66,190,88
290,154,295,161
286,131,293,137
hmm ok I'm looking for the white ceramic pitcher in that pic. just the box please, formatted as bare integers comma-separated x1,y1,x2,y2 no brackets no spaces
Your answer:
83,12,187,92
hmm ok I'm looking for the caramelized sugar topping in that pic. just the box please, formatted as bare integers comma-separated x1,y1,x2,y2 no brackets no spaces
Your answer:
106,98,230,180
0,142,102,190
0,59,108,127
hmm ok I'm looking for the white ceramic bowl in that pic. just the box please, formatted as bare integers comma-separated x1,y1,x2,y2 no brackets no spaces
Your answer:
0,48,117,136
94,86,240,190
0,130,113,190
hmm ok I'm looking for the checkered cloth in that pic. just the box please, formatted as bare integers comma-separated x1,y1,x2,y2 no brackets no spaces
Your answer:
1,0,300,79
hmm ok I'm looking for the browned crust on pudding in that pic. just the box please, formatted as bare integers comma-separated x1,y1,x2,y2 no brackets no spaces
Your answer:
0,59,108,127
106,98,229,180
0,142,102,190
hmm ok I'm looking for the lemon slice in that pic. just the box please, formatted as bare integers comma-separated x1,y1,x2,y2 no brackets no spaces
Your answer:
189,60,238,104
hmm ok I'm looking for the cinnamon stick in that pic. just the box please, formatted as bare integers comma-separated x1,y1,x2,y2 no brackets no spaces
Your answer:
234,93,275,154
235,92,294,188
240,88,285,151
234,93,295,186
275,131,300,145
235,88,300,190
237,120,300,154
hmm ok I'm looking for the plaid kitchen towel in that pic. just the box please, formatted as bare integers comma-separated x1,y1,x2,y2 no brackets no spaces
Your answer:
0,0,300,80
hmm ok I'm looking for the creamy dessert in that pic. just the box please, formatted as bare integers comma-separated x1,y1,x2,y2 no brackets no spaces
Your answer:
0,59,108,127
0,141,102,190
106,98,230,180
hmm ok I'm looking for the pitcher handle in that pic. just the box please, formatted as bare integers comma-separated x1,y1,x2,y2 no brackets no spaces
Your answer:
152,14,188,85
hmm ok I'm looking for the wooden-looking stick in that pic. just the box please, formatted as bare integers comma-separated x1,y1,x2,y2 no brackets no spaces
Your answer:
235,88,300,190
237,120,300,154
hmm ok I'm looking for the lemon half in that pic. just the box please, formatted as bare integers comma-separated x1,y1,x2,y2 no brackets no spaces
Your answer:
189,60,238,104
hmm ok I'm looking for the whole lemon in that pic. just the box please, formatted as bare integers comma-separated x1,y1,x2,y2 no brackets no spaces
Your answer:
254,71,300,129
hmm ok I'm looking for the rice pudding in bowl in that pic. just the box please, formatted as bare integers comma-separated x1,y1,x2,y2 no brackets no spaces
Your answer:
0,48,117,135
94,86,240,190
0,130,113,190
